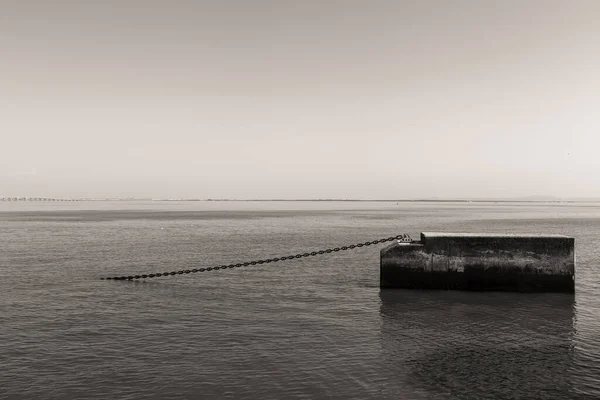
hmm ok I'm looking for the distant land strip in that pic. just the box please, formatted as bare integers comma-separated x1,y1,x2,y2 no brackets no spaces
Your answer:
2,197,600,203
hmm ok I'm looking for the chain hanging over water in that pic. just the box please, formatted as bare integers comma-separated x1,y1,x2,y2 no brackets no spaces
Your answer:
103,234,412,281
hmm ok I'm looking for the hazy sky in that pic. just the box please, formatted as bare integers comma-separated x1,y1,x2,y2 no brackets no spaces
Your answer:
1,0,599,199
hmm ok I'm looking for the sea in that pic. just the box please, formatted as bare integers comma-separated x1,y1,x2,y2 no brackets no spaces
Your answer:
1,200,599,399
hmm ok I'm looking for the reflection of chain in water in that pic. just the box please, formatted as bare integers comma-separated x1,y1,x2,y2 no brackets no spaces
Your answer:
104,234,413,281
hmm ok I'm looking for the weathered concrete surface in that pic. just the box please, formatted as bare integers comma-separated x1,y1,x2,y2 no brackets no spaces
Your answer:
380,232,575,292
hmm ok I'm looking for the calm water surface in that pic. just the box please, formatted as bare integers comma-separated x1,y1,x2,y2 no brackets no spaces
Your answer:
1,201,599,399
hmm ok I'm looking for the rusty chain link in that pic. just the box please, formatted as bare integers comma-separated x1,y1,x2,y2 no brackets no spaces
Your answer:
103,234,412,281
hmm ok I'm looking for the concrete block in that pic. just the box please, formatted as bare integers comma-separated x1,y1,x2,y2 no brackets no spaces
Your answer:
380,232,575,292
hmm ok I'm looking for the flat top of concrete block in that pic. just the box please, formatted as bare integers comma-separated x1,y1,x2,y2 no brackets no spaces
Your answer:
422,232,573,239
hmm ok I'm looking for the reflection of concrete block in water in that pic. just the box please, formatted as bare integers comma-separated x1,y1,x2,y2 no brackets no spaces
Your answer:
380,232,575,292
378,290,576,398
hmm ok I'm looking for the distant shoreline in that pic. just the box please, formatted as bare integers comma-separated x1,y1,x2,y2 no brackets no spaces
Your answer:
2,197,600,203
191,199,593,203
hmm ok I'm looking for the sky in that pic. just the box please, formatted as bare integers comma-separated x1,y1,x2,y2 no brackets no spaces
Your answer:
1,0,599,199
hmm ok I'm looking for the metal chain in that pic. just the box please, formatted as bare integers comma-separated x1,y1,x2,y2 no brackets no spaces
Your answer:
103,234,412,281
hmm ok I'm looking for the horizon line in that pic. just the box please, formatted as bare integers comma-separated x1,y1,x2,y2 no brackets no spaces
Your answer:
2,196,600,203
